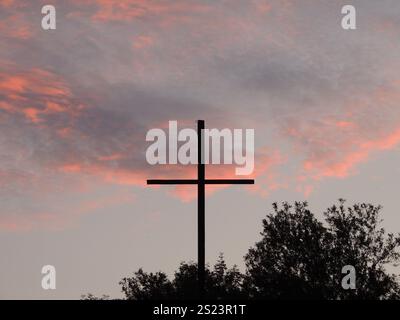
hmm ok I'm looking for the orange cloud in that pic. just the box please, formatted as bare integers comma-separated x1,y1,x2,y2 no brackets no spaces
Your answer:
73,0,210,23
0,75,28,93
0,0,16,7
59,162,148,187
0,67,82,124
22,108,41,123
0,69,71,99
335,121,355,129
0,10,33,40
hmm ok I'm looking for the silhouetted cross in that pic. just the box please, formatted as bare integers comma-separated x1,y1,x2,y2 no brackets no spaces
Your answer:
147,120,254,297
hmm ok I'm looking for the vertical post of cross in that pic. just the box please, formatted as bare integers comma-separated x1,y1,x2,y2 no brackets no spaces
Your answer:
147,119,255,299
197,120,205,298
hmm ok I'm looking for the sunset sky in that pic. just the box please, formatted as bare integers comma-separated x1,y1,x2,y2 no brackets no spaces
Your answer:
1,0,400,299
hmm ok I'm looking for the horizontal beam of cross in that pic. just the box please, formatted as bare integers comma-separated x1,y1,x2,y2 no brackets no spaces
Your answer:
147,179,255,185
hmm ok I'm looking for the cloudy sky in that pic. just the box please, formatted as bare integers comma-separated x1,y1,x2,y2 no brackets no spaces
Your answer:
1,0,400,299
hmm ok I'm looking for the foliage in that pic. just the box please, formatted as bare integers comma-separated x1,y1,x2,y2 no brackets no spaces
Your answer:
84,200,400,300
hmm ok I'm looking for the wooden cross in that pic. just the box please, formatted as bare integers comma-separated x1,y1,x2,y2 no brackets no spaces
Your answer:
147,120,254,297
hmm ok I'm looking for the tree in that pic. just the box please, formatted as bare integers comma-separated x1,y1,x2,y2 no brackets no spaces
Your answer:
244,200,400,299
324,200,400,299
119,254,244,300
244,201,331,299
84,200,400,300
120,269,174,300
80,293,111,300
209,253,245,299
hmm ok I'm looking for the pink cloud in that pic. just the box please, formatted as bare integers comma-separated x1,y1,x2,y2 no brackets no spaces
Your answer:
281,81,400,194
0,67,84,124
0,2,33,40
72,0,211,23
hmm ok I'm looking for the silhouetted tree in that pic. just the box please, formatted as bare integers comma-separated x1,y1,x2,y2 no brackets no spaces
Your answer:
244,200,400,299
119,254,244,300
80,293,110,300
84,200,400,300
244,201,331,299
324,200,400,299
120,269,175,300
210,253,245,299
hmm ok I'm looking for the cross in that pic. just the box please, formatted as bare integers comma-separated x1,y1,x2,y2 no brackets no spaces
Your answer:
147,120,254,297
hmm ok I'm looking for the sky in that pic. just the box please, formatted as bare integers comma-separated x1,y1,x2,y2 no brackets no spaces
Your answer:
1,0,400,299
